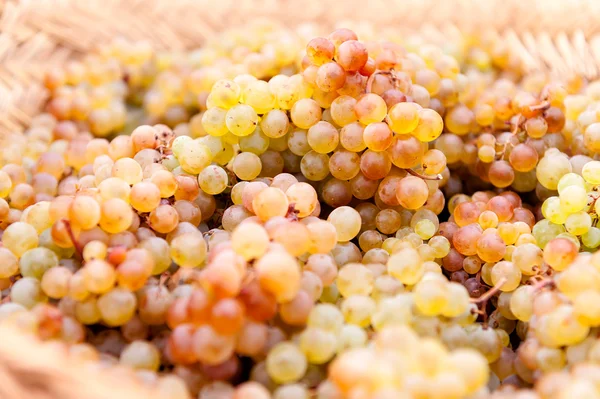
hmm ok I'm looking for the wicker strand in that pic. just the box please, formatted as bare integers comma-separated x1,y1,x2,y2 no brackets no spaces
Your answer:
2,0,600,136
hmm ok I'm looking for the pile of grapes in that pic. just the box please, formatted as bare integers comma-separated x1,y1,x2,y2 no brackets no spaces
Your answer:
3,20,600,398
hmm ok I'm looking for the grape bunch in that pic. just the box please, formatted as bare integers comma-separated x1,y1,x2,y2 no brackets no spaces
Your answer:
2,20,600,399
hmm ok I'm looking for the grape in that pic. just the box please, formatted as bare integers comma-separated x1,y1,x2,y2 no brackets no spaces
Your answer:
316,62,346,92
120,340,161,371
327,206,361,242
233,152,262,180
266,342,307,384
170,233,207,268
192,325,235,365
225,104,258,137
2,221,39,257
255,249,301,303
412,108,444,142
20,247,59,279
307,121,339,154
286,182,317,217
291,99,322,129
396,176,428,210
261,109,290,138
231,222,269,260
306,37,335,65
198,165,228,195
112,157,143,185
336,40,368,71
0,248,19,278
537,153,572,190
387,248,423,285
129,182,161,213
340,122,366,152
355,93,387,125
299,327,337,364
253,187,289,221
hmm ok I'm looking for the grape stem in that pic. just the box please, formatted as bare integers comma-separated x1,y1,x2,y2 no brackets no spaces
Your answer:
529,100,550,111
61,219,83,258
286,203,300,221
530,278,555,293
405,168,442,180
366,69,397,93
470,277,506,304
470,277,506,328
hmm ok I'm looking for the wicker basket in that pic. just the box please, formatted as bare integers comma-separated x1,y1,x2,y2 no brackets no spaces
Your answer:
0,0,599,397
1,0,600,138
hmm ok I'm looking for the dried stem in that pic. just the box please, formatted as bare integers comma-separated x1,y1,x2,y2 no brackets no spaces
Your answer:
61,219,83,258
470,277,506,304
365,70,401,93
286,203,300,221
405,168,442,180
529,278,556,293
529,100,551,111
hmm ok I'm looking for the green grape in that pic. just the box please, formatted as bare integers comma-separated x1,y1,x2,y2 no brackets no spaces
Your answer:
112,157,143,185
559,185,588,213
226,104,259,137
178,140,212,174
557,172,586,193
544,305,589,347
327,206,361,242
232,152,262,180
413,277,449,316
337,324,368,352
170,232,207,268
97,287,137,327
19,247,59,279
387,248,424,285
171,135,193,158
120,340,161,371
231,222,269,260
198,165,228,195
273,384,308,399
371,293,413,330
564,211,592,236
10,277,48,309
0,248,19,278
307,121,339,154
291,98,322,129
509,285,534,322
0,170,12,198
266,342,307,384
573,290,600,327
239,128,270,155
490,261,521,292
243,80,276,114
341,295,376,327
412,108,444,142
261,109,290,138
201,107,229,136
448,349,489,394
536,153,572,190
583,226,600,248
299,327,338,364
582,160,600,184
2,222,39,257
307,303,344,333
336,263,374,298
541,197,568,224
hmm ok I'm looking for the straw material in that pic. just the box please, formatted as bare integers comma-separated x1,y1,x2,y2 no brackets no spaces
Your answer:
1,0,600,137
0,326,158,399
